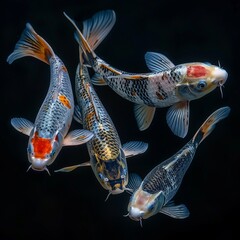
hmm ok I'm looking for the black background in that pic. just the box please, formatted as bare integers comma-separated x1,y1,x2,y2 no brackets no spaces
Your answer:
2,0,239,239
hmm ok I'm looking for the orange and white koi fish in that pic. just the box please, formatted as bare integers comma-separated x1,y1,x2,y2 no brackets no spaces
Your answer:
7,23,93,174
55,10,148,198
64,10,228,138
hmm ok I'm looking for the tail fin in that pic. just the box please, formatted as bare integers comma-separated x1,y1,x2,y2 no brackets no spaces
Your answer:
64,10,116,65
7,23,54,65
81,10,116,51
192,106,230,146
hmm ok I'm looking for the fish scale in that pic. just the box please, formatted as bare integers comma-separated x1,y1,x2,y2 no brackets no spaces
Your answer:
35,57,74,137
76,67,122,162
142,144,196,202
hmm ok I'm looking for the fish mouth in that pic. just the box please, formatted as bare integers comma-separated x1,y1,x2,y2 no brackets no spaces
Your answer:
111,188,125,195
27,164,51,175
128,214,143,227
129,214,141,221
212,67,228,85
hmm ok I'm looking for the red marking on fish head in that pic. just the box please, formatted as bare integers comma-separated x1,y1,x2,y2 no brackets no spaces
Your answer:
135,191,151,208
31,132,52,159
187,65,209,78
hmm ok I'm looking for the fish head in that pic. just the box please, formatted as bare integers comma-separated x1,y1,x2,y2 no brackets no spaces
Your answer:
127,188,164,221
176,63,228,100
95,149,128,194
27,129,63,172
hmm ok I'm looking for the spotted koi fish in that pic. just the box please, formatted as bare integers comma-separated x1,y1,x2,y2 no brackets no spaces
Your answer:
56,10,148,197
125,106,230,225
7,23,94,174
64,10,228,138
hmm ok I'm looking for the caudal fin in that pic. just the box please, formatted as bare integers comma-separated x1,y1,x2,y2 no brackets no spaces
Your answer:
64,10,116,66
81,10,116,51
192,106,230,146
7,23,54,65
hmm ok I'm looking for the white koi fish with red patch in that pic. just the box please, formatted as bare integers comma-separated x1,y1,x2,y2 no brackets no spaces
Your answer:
126,106,230,226
7,23,94,174
56,10,148,198
65,10,228,138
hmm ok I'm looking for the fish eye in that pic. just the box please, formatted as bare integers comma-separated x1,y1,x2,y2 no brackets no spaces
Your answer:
148,203,155,212
104,177,109,182
197,80,207,90
50,149,56,157
98,173,109,182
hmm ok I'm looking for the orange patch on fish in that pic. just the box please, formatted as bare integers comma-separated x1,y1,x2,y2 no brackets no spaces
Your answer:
131,90,137,96
202,116,214,133
31,132,52,159
61,65,67,72
59,95,71,109
156,91,165,100
101,64,121,75
136,192,149,207
187,66,208,78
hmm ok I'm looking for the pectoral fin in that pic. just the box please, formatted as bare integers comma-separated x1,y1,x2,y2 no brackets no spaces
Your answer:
126,173,142,193
91,73,107,86
159,202,190,219
122,141,148,158
54,161,91,173
63,129,94,146
10,117,34,136
166,101,189,138
134,104,156,131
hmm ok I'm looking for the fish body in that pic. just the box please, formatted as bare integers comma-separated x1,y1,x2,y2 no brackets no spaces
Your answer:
56,10,148,195
126,106,230,222
7,23,94,173
66,10,228,138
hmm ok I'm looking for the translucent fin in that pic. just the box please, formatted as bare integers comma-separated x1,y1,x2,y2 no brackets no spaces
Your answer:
54,161,91,173
166,101,189,138
82,10,116,50
144,52,175,72
192,106,230,145
10,117,34,136
63,129,94,146
91,73,107,86
126,173,143,192
159,203,190,219
73,104,83,124
134,104,156,131
122,141,148,157
7,23,54,65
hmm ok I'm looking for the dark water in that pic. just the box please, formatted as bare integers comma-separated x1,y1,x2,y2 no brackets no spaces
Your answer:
2,0,239,239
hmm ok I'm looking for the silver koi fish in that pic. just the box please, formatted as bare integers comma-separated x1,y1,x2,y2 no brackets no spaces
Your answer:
125,106,230,225
65,10,228,138
7,23,94,174
55,10,148,197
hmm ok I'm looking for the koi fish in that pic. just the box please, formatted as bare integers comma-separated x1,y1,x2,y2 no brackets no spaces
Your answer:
64,10,228,138
7,23,94,174
55,10,148,197
125,106,230,225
